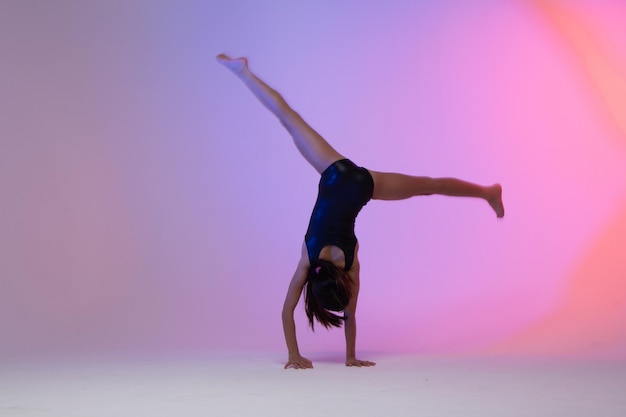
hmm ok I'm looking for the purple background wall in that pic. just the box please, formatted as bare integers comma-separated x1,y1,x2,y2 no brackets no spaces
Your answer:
1,0,625,361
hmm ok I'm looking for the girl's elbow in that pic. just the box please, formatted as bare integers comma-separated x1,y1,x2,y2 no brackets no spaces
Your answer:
343,310,355,321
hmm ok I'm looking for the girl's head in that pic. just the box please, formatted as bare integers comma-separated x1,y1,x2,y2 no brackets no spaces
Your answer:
304,259,353,330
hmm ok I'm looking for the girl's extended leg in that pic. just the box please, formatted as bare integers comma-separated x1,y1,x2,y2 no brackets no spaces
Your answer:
369,171,505,218
216,54,344,174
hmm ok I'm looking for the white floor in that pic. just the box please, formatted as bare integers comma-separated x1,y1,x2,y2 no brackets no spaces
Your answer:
1,352,625,417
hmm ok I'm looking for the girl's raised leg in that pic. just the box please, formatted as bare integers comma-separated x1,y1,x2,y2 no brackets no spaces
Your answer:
216,54,344,174
369,171,505,218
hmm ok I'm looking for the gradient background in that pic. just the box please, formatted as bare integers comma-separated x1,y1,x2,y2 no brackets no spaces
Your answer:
1,0,625,362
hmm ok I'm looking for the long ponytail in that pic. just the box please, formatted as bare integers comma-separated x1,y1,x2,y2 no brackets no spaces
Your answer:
304,259,353,330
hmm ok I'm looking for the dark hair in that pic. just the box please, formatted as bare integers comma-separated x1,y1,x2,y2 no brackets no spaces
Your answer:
304,259,353,330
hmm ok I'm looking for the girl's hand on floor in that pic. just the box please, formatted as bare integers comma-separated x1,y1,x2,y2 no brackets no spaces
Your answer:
345,357,376,367
284,354,313,370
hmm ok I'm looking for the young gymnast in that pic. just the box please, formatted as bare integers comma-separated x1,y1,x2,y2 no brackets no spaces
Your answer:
216,54,504,369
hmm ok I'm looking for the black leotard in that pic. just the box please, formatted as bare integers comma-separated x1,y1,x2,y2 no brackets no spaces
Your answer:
305,159,374,271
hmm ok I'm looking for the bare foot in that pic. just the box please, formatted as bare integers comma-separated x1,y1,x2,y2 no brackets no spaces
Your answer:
487,184,505,218
216,54,249,75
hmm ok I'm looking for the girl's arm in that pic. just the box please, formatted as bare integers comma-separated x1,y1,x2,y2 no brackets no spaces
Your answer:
344,258,376,367
282,243,313,369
